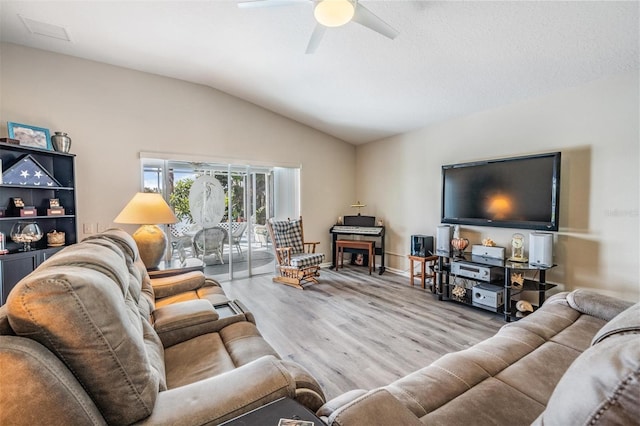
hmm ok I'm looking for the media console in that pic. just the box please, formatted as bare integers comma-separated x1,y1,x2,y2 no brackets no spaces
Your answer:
435,253,556,322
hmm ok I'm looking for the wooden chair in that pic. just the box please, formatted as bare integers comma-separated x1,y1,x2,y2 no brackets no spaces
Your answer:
266,217,325,289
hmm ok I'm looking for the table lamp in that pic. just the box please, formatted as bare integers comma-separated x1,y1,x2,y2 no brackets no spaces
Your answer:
114,192,178,269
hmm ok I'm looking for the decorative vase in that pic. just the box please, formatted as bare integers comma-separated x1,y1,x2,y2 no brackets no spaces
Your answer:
451,237,469,257
51,132,72,153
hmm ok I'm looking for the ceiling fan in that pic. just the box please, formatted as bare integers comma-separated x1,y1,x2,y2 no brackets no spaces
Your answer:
238,0,399,54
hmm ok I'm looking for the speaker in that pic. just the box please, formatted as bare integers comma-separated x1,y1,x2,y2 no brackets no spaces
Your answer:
436,225,453,254
529,232,553,267
411,235,434,257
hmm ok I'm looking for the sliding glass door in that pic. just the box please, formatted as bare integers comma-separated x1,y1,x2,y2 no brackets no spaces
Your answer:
142,157,294,282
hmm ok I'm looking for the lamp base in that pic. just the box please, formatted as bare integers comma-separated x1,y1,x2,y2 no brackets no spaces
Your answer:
132,224,167,269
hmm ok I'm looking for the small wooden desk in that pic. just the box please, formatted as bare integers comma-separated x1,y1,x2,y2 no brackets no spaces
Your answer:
336,239,375,275
408,255,438,291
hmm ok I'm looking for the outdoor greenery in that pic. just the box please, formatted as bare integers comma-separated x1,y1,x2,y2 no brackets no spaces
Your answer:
169,178,194,222
169,173,257,223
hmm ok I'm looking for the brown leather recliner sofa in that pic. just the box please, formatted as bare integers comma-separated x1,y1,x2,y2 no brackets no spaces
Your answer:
318,290,640,425
0,229,325,425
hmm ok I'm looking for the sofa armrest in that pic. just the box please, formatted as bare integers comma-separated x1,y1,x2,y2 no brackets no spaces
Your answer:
154,300,247,347
151,271,220,299
567,289,635,321
321,389,423,426
133,356,296,426
279,360,326,411
317,389,368,418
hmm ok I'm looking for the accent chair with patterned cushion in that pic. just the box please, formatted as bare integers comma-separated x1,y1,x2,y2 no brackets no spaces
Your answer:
267,217,325,289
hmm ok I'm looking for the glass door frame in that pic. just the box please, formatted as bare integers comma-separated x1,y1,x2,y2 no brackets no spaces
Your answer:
141,153,294,282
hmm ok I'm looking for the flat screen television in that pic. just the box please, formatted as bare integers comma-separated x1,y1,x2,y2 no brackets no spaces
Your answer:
441,152,561,231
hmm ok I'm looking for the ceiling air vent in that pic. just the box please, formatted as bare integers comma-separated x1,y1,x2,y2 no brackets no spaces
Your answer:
18,14,72,42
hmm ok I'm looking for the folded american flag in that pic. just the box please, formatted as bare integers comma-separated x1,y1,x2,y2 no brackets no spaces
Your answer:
2,154,61,187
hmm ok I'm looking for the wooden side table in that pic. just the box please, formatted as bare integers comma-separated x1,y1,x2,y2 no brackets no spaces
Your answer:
408,255,438,291
336,239,375,275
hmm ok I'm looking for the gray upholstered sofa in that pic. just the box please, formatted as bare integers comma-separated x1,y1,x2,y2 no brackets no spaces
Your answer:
0,229,324,425
318,290,639,425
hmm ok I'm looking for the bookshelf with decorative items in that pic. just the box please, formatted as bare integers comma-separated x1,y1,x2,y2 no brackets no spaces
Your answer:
0,141,77,305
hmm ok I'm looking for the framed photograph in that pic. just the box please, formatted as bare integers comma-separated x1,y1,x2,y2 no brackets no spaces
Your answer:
278,420,314,426
7,122,52,150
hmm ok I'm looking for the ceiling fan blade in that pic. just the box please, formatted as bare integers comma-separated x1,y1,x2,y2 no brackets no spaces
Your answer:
352,3,399,40
238,0,308,8
305,24,327,54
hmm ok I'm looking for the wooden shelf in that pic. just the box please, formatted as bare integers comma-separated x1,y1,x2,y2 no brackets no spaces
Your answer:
0,215,75,221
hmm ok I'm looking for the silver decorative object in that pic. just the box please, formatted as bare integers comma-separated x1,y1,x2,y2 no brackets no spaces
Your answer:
51,132,72,153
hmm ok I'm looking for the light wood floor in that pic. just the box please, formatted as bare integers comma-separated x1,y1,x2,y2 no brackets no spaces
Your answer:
219,267,504,401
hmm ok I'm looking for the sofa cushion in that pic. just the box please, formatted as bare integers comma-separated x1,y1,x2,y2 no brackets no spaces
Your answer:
152,271,208,299
534,331,640,425
163,321,280,389
164,332,237,389
422,377,545,425
6,241,163,425
153,283,229,308
566,288,634,321
219,321,281,366
290,252,325,268
592,302,640,345
0,336,106,425
84,229,157,317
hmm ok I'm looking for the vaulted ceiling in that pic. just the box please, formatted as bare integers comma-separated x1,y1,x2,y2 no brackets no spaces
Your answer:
1,1,638,144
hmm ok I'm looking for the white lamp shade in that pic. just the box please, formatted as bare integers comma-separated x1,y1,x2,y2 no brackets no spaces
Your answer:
114,192,177,225
114,192,177,269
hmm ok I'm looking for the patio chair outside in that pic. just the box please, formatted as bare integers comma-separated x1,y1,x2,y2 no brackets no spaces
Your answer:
193,227,226,264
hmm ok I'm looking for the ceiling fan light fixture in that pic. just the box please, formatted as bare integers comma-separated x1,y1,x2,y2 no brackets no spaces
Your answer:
314,0,355,27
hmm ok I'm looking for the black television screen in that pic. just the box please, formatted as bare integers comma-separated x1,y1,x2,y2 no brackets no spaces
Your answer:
441,152,561,231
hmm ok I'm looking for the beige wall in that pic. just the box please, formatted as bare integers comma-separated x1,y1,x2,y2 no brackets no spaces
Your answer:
2,43,638,299
356,70,639,300
0,43,355,253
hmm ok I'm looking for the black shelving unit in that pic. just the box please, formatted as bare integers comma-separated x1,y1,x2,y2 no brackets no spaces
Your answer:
0,142,77,305
504,265,556,322
435,252,556,322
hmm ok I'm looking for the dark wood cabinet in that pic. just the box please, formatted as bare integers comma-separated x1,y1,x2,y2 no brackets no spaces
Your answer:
0,248,62,305
0,142,77,305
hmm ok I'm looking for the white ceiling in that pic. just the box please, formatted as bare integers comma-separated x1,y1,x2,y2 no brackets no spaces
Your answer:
1,1,638,145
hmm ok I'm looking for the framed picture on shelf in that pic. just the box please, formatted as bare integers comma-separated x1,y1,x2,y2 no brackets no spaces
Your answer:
7,122,52,150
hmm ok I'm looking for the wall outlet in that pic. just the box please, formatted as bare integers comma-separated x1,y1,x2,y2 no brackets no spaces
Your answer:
97,222,108,233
